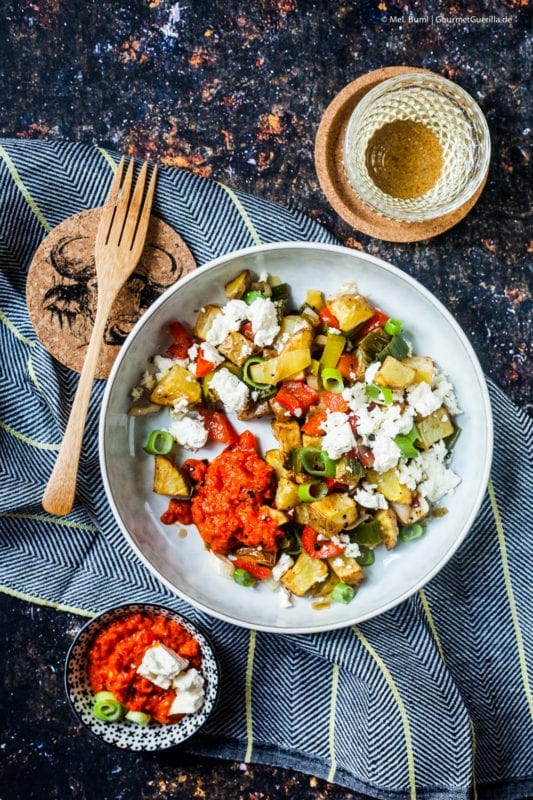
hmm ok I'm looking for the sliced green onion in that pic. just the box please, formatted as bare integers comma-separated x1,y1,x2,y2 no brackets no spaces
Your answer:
319,331,346,370
270,282,290,301
242,356,275,391
233,567,255,586
143,429,174,455
377,333,409,362
351,520,382,547
92,692,125,723
399,523,425,542
394,424,420,459
384,318,404,336
365,383,393,405
125,710,151,725
242,289,264,304
296,447,337,477
331,582,356,604
356,546,375,567
321,367,344,393
297,480,328,502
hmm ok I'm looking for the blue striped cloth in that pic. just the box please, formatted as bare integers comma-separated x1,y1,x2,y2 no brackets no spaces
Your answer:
0,140,531,800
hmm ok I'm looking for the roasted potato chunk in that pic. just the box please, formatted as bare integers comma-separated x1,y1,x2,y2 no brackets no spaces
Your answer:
327,554,364,586
326,294,375,332
153,455,190,497
224,270,250,299
192,304,222,340
281,551,328,596
416,407,455,449
375,507,399,550
218,331,255,366
375,356,416,389
294,493,357,536
366,468,413,505
271,420,302,455
150,364,202,405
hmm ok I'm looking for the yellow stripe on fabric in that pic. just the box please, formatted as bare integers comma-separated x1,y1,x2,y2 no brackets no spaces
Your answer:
327,663,340,782
0,419,60,451
352,626,417,800
419,588,478,800
488,477,533,721
97,146,119,172
0,585,94,618
0,144,52,233
0,308,35,347
244,629,257,763
27,355,43,393
218,183,262,246
0,512,97,533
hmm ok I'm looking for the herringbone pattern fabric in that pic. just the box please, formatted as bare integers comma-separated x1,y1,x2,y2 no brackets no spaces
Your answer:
0,139,531,800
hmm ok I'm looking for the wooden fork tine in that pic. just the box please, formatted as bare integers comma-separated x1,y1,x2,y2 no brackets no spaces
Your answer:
95,157,126,248
130,164,158,260
106,157,135,247
120,161,148,250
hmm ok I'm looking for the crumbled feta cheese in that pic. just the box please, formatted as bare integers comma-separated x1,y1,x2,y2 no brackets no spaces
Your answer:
279,586,293,608
209,367,250,412
396,459,423,491
433,371,462,415
371,433,402,472
331,557,345,568
170,396,190,418
354,482,389,509
272,553,294,582
321,411,356,460
169,415,208,450
406,381,441,417
187,343,199,362
246,296,280,347
200,342,225,367
365,362,381,384
344,541,361,558
328,280,359,298
205,300,248,345
137,644,189,690
169,668,205,715
153,355,176,381
414,441,461,502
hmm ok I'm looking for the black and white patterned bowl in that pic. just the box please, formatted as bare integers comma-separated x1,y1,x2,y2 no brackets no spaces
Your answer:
64,603,220,751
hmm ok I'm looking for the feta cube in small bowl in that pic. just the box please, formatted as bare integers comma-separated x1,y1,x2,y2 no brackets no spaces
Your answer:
64,603,220,751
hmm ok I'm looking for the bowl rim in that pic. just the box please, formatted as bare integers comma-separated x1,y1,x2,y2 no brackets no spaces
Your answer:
99,241,494,634
64,602,221,750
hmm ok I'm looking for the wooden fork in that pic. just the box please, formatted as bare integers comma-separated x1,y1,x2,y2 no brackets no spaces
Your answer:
42,157,158,516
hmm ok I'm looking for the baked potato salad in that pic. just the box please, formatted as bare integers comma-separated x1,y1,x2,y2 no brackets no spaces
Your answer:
130,270,461,608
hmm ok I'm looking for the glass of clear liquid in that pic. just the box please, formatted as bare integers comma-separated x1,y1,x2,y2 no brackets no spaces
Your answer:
343,73,491,223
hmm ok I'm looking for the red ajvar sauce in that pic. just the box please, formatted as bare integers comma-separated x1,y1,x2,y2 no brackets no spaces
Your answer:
87,612,201,724
191,430,284,555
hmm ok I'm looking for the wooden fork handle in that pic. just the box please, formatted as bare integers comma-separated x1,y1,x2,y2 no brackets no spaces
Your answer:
42,301,113,516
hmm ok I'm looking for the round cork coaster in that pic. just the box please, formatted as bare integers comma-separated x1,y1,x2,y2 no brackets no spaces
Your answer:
27,209,196,378
314,66,488,242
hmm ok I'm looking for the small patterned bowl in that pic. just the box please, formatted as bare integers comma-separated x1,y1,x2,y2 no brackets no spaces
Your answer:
64,603,220,751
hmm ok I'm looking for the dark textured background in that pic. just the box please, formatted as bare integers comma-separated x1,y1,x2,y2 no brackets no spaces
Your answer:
1,1,531,798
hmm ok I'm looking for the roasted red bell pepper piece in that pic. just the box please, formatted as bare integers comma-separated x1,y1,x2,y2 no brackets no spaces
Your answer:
275,380,319,416
318,306,340,330
197,408,239,444
301,525,345,559
182,458,208,483
321,390,349,412
354,309,389,340
160,498,193,526
195,350,216,378
232,557,272,581
301,410,327,436
166,321,194,360
336,352,359,380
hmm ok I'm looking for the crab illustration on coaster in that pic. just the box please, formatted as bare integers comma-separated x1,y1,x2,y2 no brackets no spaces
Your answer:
27,208,196,379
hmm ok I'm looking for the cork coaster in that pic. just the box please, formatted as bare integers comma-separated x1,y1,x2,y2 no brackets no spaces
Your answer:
27,209,196,378
314,66,488,242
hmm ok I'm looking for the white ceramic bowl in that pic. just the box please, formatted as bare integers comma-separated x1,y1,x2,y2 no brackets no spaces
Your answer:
65,603,220,751
99,242,493,634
